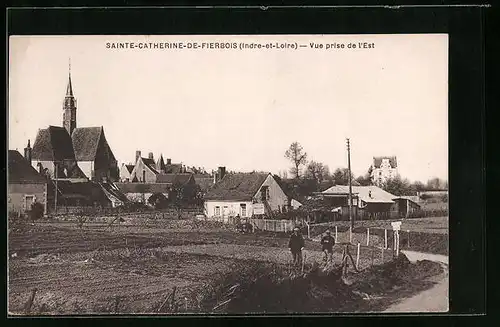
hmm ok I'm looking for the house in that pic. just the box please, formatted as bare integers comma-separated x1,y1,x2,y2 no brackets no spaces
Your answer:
193,174,216,196
48,179,127,209
115,182,171,204
371,156,398,186
8,150,48,215
30,67,119,182
392,196,421,217
156,173,199,203
320,185,398,220
119,163,135,182
203,171,289,220
130,151,159,183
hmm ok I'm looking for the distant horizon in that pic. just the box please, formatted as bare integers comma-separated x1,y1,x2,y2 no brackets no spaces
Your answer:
9,35,448,183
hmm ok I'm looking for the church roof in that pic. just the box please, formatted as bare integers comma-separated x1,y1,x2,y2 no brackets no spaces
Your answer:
8,150,47,184
71,127,103,161
32,126,76,161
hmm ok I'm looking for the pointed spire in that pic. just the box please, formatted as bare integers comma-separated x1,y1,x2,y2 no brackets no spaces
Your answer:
66,58,73,97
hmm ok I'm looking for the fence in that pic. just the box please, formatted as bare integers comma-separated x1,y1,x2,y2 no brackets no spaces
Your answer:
249,218,297,233
49,206,204,220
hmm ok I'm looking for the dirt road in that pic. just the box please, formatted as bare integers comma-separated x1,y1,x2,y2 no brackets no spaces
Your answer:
384,274,449,312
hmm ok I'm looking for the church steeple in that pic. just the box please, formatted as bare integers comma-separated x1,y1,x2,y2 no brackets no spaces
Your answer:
63,59,77,135
66,62,73,96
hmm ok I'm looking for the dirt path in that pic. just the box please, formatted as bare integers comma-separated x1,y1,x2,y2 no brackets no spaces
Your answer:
160,244,340,265
384,274,449,312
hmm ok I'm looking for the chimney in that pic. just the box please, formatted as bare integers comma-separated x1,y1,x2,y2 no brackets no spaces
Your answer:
135,150,141,163
167,158,172,165
213,172,218,184
148,152,154,160
218,167,226,181
24,140,32,164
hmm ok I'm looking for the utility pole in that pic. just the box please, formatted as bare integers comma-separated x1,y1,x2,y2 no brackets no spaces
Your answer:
347,138,354,229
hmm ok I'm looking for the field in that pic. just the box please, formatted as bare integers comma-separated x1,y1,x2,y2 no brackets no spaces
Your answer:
8,218,447,315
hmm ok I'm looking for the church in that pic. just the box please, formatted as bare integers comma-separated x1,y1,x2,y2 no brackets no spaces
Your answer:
29,66,119,182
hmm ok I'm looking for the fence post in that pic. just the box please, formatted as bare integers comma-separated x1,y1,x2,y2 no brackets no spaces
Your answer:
349,226,353,243
366,228,370,246
396,231,400,256
384,229,388,249
407,230,410,248
356,243,360,270
335,226,338,243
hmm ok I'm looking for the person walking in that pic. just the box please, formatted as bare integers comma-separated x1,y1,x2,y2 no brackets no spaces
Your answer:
289,227,305,266
321,230,336,263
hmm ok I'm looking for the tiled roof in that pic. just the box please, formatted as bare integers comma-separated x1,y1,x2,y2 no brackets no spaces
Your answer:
204,172,269,201
100,182,129,203
142,158,159,174
71,127,102,161
8,150,47,184
32,126,76,161
194,176,214,192
51,180,107,202
322,185,395,204
115,182,172,194
124,164,134,174
373,156,398,168
164,163,182,174
156,173,193,185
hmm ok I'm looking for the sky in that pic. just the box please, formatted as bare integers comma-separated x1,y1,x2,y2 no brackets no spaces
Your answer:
9,34,448,183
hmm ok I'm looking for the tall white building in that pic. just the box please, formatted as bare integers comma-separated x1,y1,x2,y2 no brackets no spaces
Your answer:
371,156,398,185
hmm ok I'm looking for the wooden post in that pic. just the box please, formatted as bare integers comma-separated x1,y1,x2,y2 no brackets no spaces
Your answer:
335,226,338,243
356,242,360,270
407,230,410,248
370,246,374,267
396,231,400,256
349,226,353,243
366,228,370,246
381,247,384,263
384,229,388,249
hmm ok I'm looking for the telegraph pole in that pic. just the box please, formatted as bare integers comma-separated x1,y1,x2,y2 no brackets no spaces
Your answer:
346,138,354,229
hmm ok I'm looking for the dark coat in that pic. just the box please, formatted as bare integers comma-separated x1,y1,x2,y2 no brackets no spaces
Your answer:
288,233,305,252
320,235,335,251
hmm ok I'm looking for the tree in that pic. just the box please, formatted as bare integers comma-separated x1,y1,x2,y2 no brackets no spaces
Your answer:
305,161,330,182
381,175,412,196
284,142,308,179
356,166,373,186
331,168,354,185
426,177,447,190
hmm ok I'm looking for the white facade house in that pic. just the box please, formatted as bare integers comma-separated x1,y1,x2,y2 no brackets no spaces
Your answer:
203,172,289,221
371,156,398,185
